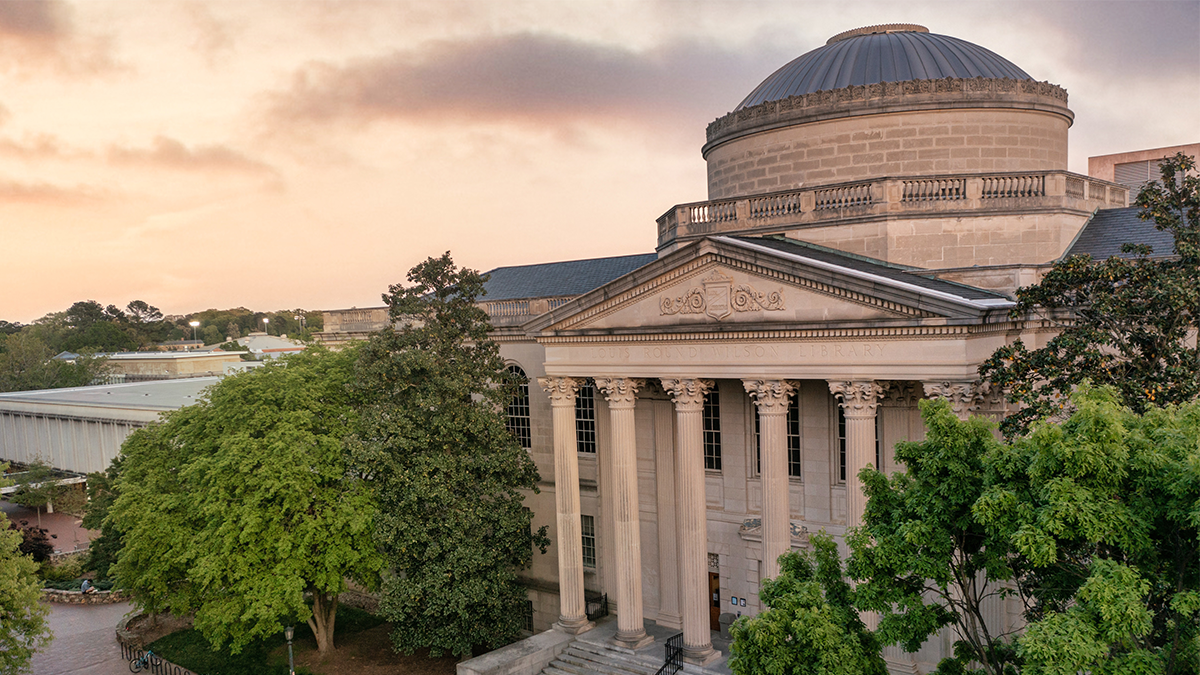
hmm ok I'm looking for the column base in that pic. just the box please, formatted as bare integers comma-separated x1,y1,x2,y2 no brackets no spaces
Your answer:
554,618,596,635
611,630,655,650
682,645,720,666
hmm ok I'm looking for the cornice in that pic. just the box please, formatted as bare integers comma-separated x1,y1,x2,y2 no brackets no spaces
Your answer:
704,77,1072,156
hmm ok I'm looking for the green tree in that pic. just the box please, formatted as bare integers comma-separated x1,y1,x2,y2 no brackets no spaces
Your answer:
974,385,1200,675
82,461,123,580
0,464,52,675
0,332,109,392
8,461,65,528
109,347,382,654
352,252,548,658
848,400,1017,675
730,532,886,675
980,153,1200,437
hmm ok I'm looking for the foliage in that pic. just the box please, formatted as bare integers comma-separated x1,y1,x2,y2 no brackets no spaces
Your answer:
0,516,51,675
82,463,123,580
12,523,54,563
730,531,886,675
39,554,83,582
352,252,548,659
848,399,1017,675
980,153,1200,437
8,461,66,527
974,385,1200,675
0,332,109,392
109,347,381,655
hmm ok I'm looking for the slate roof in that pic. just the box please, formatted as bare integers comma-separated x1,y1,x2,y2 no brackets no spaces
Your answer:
737,28,1031,110
482,253,657,301
1064,206,1176,260
727,235,1008,302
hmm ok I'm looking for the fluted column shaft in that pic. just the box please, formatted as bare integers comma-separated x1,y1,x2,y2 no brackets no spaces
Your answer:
744,379,794,579
539,376,594,634
594,377,653,649
829,381,884,528
661,378,718,665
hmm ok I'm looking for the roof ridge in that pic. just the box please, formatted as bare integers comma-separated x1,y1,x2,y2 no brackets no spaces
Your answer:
483,252,655,274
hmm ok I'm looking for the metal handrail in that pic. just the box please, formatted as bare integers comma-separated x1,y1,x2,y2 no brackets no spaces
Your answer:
655,632,684,675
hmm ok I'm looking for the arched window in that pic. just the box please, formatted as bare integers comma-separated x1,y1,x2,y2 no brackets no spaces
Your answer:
506,365,532,450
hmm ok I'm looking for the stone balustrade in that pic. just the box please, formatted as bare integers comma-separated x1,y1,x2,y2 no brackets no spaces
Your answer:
482,297,575,325
656,170,1128,248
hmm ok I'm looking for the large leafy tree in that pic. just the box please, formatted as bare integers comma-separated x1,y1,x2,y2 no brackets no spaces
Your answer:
975,385,1200,675
0,332,108,392
0,465,52,675
848,399,1017,675
352,252,548,659
109,347,381,654
730,532,886,675
980,153,1200,437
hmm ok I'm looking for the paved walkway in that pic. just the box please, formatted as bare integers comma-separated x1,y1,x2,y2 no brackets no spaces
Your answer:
1,500,96,556
30,601,134,675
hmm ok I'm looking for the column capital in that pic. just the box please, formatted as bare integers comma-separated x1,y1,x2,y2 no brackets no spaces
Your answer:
660,378,714,412
922,380,988,417
594,377,645,410
828,380,884,418
539,376,581,407
743,379,794,415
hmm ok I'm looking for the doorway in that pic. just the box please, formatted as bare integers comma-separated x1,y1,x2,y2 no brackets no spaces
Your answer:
709,572,721,631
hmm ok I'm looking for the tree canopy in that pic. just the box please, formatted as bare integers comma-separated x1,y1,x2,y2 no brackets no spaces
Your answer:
0,465,52,675
108,347,381,654
730,532,886,675
980,152,1200,436
351,252,548,659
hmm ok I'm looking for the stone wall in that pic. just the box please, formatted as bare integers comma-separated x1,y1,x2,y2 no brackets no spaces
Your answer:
707,107,1070,199
42,588,128,604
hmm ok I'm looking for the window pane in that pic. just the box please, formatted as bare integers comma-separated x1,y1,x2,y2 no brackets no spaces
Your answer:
575,382,596,454
704,391,721,471
837,404,847,483
581,515,596,568
506,366,532,450
754,394,802,478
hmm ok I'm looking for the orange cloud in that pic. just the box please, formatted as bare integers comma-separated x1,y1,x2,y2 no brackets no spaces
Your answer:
267,32,773,129
107,136,276,175
0,0,120,77
0,175,103,205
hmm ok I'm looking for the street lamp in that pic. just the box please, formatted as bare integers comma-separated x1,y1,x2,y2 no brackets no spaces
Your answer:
189,321,200,342
262,317,269,335
284,625,295,675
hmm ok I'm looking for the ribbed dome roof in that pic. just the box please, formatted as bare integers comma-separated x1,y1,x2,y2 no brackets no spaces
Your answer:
736,24,1032,110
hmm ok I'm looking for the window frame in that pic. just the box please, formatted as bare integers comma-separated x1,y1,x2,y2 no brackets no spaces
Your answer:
575,380,597,454
505,364,532,450
580,514,597,569
703,390,722,471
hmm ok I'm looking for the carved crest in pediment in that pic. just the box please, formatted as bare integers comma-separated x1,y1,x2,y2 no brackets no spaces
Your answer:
660,270,785,321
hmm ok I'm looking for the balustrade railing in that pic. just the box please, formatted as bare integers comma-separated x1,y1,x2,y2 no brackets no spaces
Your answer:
1066,176,1085,199
981,174,1044,199
814,182,872,210
690,200,738,224
1089,182,1108,202
748,191,804,218
903,178,965,202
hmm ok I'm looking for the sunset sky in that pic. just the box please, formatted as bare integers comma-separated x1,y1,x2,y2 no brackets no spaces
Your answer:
1,0,1197,323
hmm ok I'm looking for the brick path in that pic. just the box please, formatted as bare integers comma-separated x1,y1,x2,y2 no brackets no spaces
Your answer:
1,500,96,556
30,601,134,675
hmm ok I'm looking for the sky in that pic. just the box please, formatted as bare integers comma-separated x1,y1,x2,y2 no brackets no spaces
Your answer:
1,0,1197,323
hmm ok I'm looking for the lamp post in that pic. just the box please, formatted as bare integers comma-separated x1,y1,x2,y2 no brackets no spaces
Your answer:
189,321,200,343
262,317,269,335
285,625,294,675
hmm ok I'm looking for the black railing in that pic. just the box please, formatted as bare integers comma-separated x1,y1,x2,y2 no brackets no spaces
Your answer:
120,643,199,675
585,592,608,621
655,633,684,675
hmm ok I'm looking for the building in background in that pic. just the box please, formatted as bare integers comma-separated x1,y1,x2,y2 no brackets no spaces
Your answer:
1088,143,1200,194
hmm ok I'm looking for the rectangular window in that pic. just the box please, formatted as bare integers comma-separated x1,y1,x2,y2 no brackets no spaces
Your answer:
581,515,596,568
523,600,534,632
753,396,802,478
575,382,597,454
506,366,532,450
703,391,722,471
875,415,883,472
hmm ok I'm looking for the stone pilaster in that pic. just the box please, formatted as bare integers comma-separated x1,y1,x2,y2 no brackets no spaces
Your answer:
743,379,794,579
828,380,884,528
538,376,594,635
660,378,719,666
593,377,653,650
922,381,985,420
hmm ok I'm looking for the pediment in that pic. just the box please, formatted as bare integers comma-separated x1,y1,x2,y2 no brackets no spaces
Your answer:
527,239,998,335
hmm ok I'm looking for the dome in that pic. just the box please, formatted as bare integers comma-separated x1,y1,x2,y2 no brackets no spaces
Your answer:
736,24,1032,110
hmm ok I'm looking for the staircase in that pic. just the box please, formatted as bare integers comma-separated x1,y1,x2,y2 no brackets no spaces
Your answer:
541,639,661,675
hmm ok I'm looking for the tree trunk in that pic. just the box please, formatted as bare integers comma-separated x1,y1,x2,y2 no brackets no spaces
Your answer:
307,589,338,655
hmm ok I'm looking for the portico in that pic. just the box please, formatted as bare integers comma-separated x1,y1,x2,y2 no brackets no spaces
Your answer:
524,236,1013,665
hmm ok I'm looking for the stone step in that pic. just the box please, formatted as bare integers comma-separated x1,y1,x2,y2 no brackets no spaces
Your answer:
568,641,661,669
560,644,661,675
558,651,651,675
544,665,603,675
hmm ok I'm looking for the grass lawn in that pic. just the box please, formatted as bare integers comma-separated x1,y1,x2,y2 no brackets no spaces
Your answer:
149,606,458,675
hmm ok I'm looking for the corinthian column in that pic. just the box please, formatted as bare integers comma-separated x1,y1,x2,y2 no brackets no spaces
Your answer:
828,381,884,528
593,377,653,649
538,376,594,635
923,381,984,420
660,378,719,666
743,379,794,579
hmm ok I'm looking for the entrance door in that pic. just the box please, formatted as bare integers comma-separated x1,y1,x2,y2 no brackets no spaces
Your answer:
709,572,721,631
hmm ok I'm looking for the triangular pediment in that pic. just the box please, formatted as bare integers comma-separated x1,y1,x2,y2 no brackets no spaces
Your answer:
526,238,1005,335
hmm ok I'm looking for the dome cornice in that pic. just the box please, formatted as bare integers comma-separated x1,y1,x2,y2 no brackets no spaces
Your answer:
703,77,1071,158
